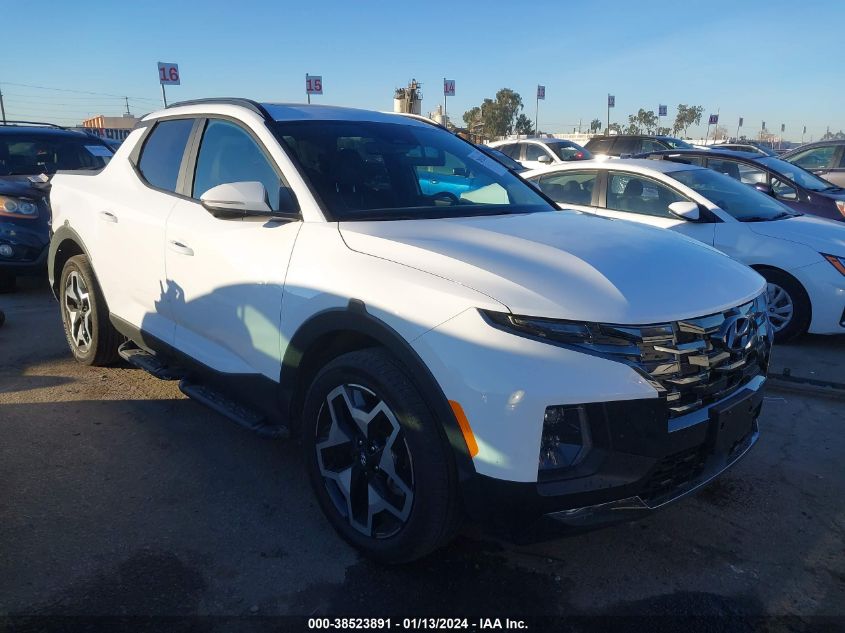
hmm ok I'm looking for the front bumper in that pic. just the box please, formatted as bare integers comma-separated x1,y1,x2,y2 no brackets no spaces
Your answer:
0,220,50,275
460,376,765,541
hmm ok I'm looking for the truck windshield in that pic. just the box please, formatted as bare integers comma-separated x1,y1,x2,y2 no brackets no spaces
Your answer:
272,120,552,221
0,134,112,176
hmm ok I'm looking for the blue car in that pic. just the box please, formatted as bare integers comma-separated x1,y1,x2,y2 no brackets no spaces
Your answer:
417,143,525,199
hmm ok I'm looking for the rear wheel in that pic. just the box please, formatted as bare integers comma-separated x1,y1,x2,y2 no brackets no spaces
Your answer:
59,255,122,365
760,269,810,343
303,348,461,563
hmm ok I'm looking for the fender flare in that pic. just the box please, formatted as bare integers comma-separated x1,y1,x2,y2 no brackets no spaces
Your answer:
48,223,93,299
280,301,476,481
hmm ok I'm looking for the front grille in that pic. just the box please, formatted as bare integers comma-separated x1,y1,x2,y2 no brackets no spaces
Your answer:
640,445,706,503
592,295,772,417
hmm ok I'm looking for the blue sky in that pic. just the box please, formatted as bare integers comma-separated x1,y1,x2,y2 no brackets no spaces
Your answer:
1,0,842,140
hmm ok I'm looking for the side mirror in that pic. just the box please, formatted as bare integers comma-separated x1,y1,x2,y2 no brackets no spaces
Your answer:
537,155,553,164
753,182,775,197
200,181,298,219
668,200,701,221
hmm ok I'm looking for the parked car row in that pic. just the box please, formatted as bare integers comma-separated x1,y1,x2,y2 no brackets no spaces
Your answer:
46,99,776,562
524,159,845,341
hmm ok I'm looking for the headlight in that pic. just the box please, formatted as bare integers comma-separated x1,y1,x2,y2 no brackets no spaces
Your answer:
481,310,639,350
822,253,845,277
0,196,39,219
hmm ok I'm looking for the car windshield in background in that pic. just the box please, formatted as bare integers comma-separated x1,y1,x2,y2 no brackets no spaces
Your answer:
272,120,551,220
758,156,837,191
669,168,796,222
0,135,112,176
661,137,693,150
548,142,591,160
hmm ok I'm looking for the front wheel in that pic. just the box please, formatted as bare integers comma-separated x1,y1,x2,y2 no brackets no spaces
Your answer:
302,348,461,563
59,255,122,365
761,269,810,343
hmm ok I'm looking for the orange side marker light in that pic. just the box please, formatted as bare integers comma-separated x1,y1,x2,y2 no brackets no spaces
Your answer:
449,400,479,458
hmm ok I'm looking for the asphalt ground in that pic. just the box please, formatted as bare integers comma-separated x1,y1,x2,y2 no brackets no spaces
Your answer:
1,279,843,632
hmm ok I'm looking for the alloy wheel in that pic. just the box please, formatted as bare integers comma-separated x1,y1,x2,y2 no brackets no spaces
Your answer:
64,270,93,353
766,282,794,333
315,383,414,539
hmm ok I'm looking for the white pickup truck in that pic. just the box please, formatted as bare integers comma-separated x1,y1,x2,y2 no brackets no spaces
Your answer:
48,99,772,562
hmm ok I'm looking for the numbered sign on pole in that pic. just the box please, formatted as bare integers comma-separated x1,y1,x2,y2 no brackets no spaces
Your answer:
658,104,667,117
537,85,545,100
306,75,323,95
157,62,180,85
443,79,455,97
608,95,615,108
708,114,719,125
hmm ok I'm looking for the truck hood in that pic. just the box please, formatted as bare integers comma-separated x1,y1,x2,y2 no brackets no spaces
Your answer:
340,211,766,324
749,214,845,256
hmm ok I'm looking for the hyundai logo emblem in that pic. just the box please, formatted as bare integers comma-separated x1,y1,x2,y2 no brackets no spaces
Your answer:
720,315,755,352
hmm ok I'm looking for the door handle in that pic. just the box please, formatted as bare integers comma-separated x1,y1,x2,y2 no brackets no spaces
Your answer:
99,211,118,223
168,240,194,256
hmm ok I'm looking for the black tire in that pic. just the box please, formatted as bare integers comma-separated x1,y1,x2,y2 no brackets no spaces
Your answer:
303,348,462,564
59,254,122,366
760,268,810,343
0,270,16,294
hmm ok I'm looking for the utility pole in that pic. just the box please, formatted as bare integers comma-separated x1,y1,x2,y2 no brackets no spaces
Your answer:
0,82,6,124
124,97,130,116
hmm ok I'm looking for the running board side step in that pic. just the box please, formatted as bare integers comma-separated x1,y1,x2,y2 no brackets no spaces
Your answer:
118,341,183,380
178,379,289,439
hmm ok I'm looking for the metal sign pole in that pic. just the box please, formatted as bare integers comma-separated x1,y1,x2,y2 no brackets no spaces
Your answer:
161,83,167,108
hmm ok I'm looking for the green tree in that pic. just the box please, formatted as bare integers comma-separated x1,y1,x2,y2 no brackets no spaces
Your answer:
625,109,658,135
657,126,672,136
672,104,704,137
462,88,525,138
590,118,602,133
514,113,534,135
605,122,622,135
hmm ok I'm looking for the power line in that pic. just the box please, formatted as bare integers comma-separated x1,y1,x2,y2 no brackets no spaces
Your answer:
0,81,160,104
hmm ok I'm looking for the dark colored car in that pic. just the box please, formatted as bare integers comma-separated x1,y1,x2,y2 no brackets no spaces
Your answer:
0,122,113,291
781,140,845,189
584,134,693,157
636,148,845,222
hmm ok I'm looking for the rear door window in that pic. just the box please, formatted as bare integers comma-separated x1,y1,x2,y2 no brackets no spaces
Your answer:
614,137,640,155
536,171,596,206
138,119,195,192
586,137,613,154
498,144,521,159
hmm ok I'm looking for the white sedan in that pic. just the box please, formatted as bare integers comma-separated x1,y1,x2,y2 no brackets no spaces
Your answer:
524,159,845,341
